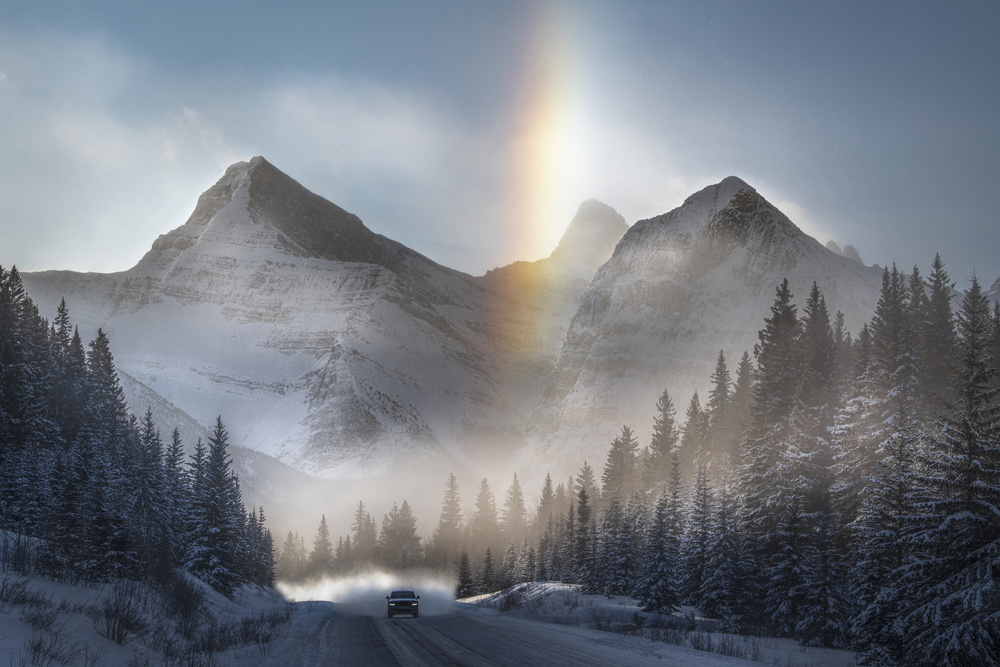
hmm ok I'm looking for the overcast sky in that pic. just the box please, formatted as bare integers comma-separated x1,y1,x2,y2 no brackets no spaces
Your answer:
2,1,997,285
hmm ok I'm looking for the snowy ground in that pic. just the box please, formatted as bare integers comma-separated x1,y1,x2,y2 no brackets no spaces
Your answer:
469,582,859,667
262,576,858,666
0,573,858,666
0,569,290,665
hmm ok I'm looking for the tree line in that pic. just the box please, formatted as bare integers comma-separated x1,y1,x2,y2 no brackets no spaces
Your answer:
0,266,274,594
281,255,1000,666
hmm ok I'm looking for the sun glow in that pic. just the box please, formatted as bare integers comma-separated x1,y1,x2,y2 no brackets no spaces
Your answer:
506,5,588,264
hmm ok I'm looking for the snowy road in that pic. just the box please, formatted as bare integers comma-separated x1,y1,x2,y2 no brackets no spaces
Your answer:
244,600,758,666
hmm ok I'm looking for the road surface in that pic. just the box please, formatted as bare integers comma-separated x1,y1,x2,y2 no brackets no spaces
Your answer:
241,600,757,666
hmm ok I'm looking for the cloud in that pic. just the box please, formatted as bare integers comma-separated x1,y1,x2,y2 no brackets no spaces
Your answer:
0,27,506,274
0,27,241,273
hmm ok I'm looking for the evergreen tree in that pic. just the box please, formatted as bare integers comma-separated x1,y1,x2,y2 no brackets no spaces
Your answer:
351,501,377,563
309,515,334,577
131,408,168,578
455,551,474,598
919,254,956,412
501,473,528,546
428,473,463,568
902,275,1000,666
574,480,593,582
278,530,308,581
470,478,499,558
851,419,920,665
575,462,598,514
678,393,708,479
738,279,801,594
162,428,188,563
533,472,556,543
480,547,496,594
705,350,735,475
680,466,715,606
701,482,757,632
601,425,639,502
185,417,242,594
378,500,422,570
645,389,679,491
634,490,681,613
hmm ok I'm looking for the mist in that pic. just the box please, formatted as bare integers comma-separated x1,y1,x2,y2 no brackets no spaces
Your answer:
278,571,458,617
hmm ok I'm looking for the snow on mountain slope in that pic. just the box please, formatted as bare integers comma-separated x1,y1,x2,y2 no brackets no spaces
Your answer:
516,177,883,481
22,157,625,478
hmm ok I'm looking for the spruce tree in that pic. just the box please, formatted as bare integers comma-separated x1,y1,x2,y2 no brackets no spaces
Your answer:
851,418,920,665
680,466,715,606
310,515,334,578
678,392,708,479
501,473,528,546
645,389,679,490
185,417,242,594
634,490,681,613
378,500,422,570
919,254,956,411
428,473,463,568
902,275,1000,666
706,350,735,475
455,551,474,598
602,426,639,502
470,478,499,558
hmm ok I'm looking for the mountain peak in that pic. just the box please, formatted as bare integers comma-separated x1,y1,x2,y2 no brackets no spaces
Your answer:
139,157,387,270
548,200,628,269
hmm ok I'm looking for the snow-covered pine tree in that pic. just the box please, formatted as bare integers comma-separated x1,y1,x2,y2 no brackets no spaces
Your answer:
601,426,639,503
705,350,736,477
455,551,474,598
701,480,758,633
634,490,681,613
644,389,679,492
737,279,801,624
162,428,188,564
786,283,848,647
901,275,1000,666
834,266,919,540
131,408,168,578
574,479,593,583
597,497,629,595
680,465,715,607
851,417,921,665
678,392,708,481
918,254,956,414
479,547,496,594
185,417,243,594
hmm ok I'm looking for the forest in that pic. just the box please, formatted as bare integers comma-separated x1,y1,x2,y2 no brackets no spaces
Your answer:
0,265,274,595
279,256,1000,666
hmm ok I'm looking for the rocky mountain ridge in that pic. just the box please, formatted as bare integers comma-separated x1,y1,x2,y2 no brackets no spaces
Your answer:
516,176,885,479
21,157,626,478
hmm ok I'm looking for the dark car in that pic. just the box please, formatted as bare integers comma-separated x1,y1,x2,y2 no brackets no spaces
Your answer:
386,589,420,618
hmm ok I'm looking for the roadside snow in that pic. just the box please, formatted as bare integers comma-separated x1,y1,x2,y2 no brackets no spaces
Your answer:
0,570,290,665
470,582,858,667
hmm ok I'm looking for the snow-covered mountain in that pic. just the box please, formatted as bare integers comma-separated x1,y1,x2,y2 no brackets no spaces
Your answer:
516,176,885,478
21,157,625,478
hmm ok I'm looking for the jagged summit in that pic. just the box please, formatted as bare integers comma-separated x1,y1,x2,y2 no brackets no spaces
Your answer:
548,200,628,268
132,157,394,279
